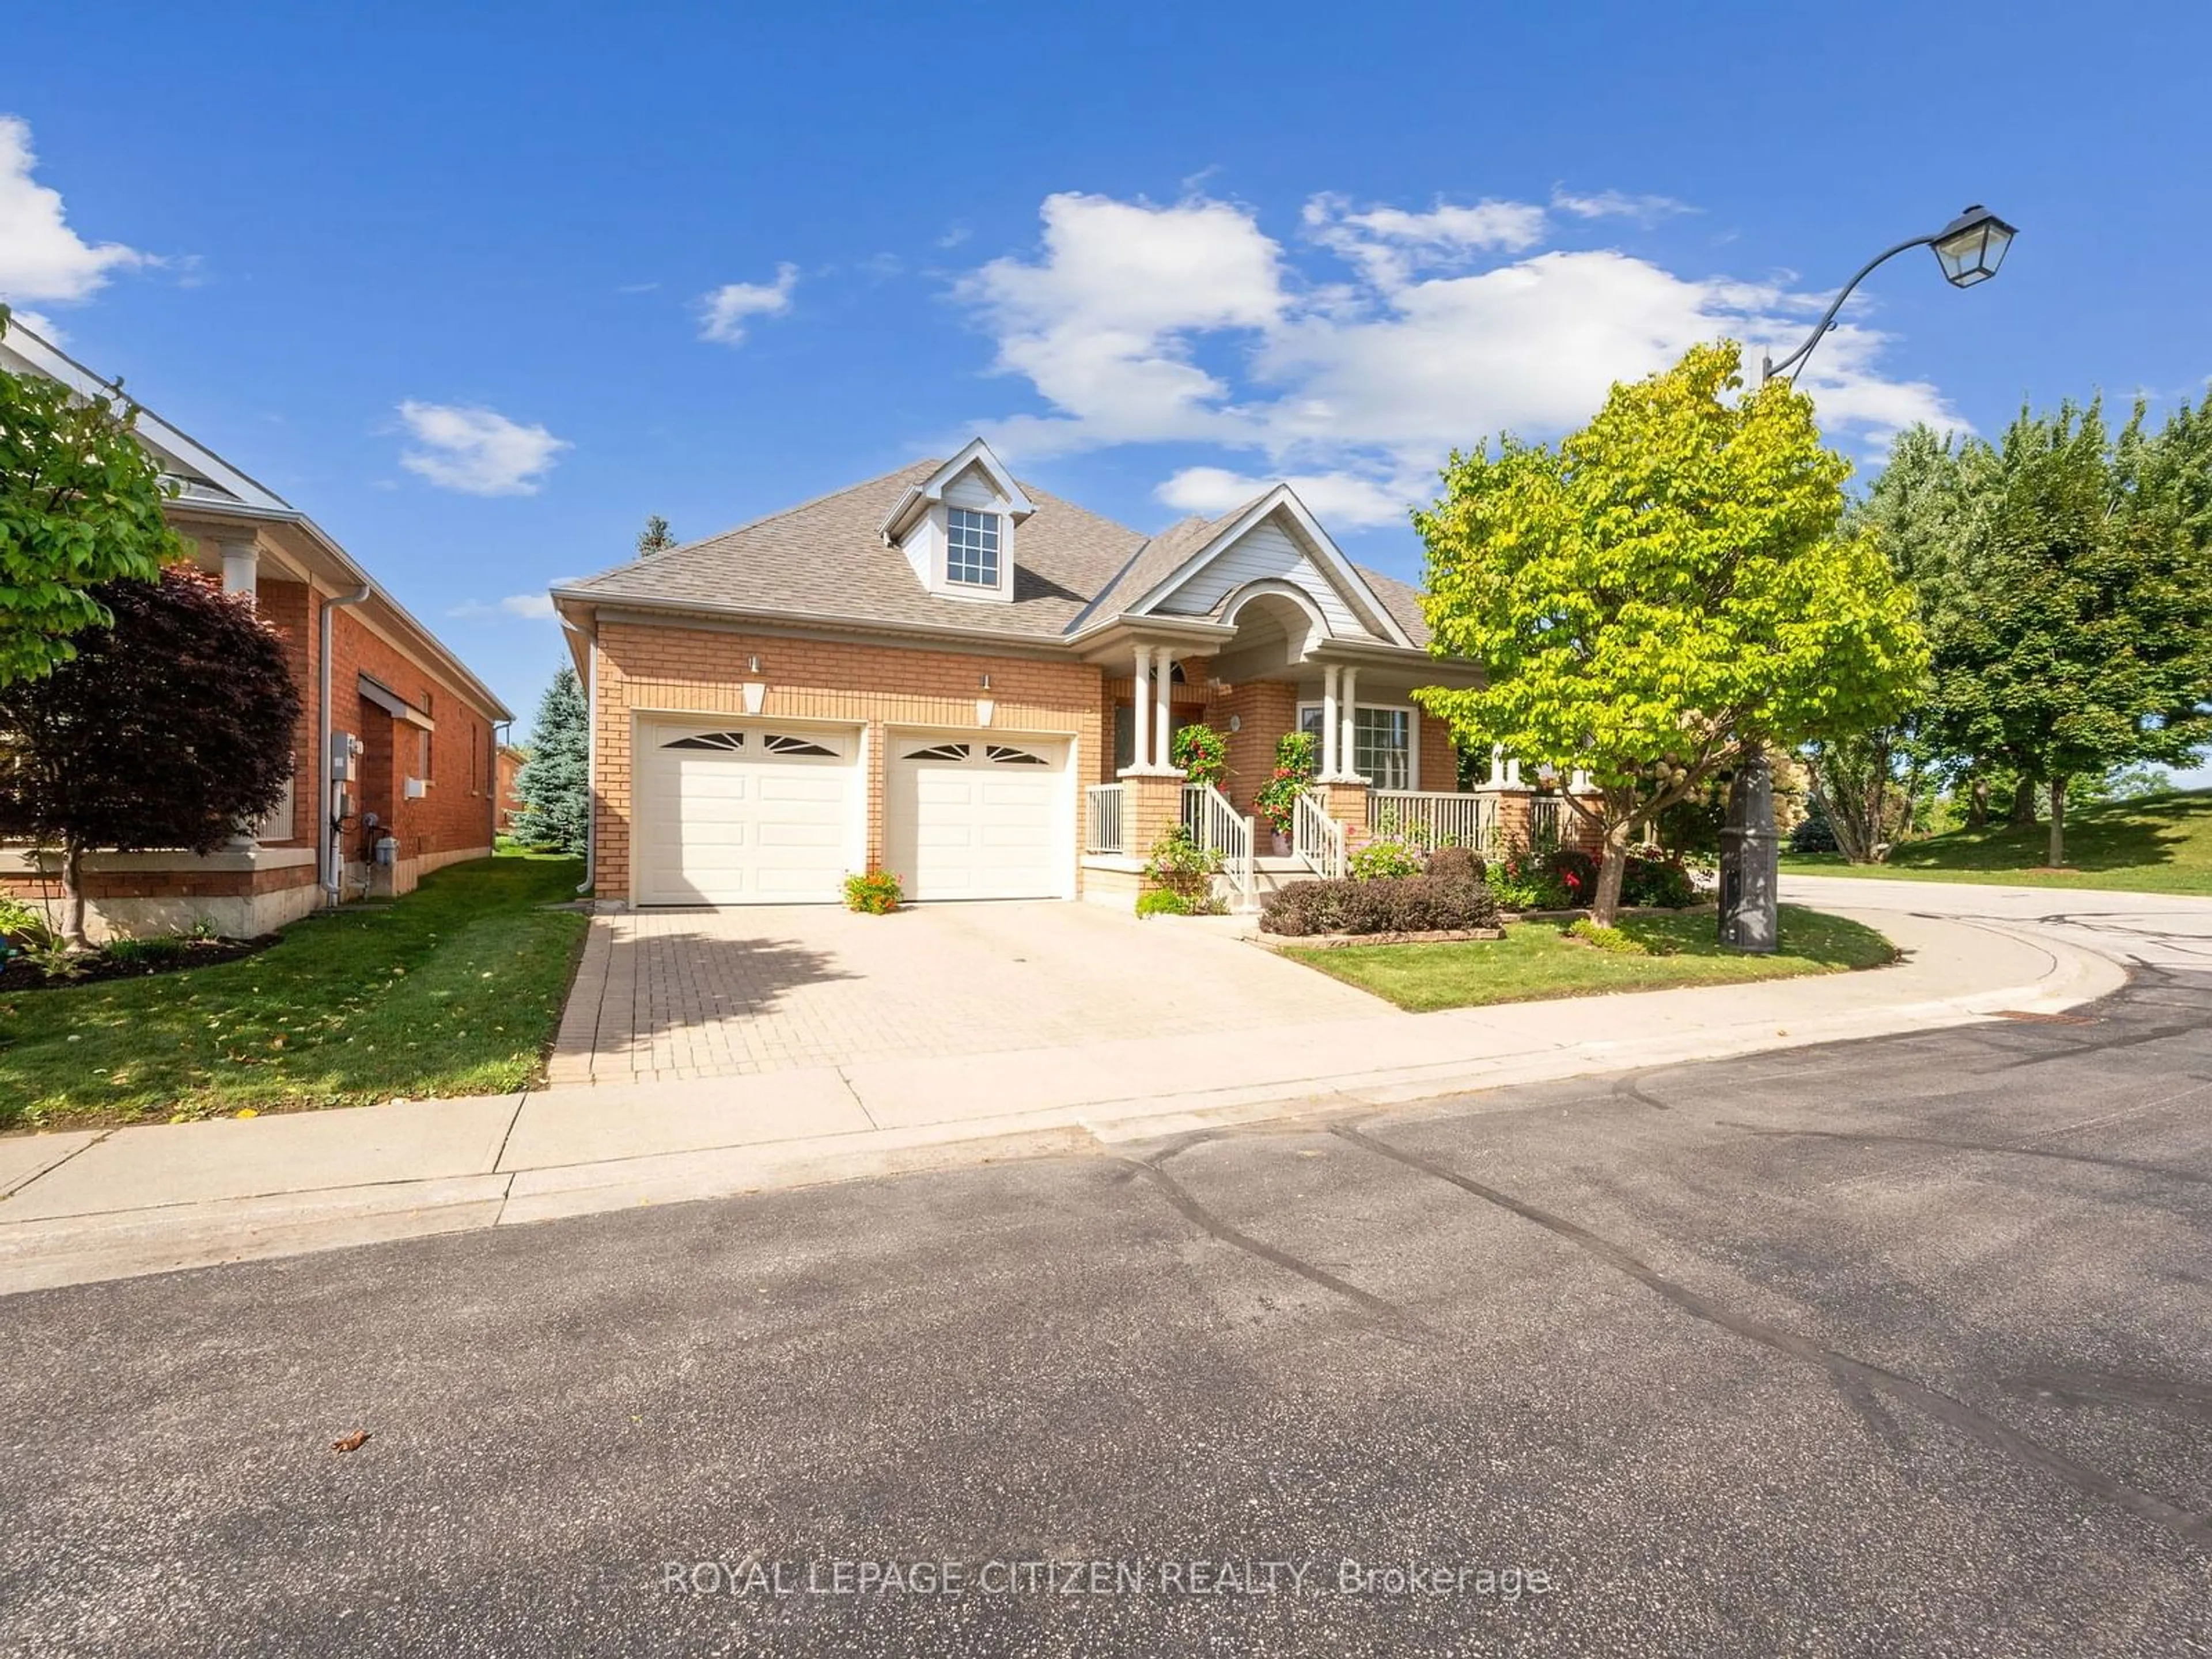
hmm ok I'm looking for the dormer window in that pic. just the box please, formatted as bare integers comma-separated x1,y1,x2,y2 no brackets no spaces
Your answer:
946,507,1001,587
881,438,1032,603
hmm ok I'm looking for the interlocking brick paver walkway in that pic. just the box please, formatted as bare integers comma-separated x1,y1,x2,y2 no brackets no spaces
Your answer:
550,902,1387,1085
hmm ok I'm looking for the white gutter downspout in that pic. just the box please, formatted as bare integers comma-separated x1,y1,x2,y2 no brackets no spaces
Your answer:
563,617,596,897
319,584,373,906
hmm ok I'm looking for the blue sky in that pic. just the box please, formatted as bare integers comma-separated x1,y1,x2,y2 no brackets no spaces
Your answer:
5,1,2209,775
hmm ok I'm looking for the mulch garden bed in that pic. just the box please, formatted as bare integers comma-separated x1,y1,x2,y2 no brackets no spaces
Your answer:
0,934,278,992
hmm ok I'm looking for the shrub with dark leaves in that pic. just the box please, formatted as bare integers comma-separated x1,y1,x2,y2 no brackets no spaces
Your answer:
1260,874,1502,937
1620,853,1697,908
1424,845,1486,887
1790,813,1839,854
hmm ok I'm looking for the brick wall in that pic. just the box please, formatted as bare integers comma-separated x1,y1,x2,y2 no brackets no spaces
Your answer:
1415,711,1459,794
324,604,498,866
590,620,1106,902
246,582,497,865
1213,681,1299,816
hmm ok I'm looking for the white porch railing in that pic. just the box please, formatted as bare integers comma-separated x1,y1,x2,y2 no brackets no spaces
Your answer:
1182,782,1256,907
1293,789,1347,880
1084,783,1126,855
1369,790,1496,851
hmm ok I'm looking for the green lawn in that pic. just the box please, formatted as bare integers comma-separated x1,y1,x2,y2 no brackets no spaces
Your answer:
0,854,588,1132
1781,788,2212,895
1285,905,1896,1013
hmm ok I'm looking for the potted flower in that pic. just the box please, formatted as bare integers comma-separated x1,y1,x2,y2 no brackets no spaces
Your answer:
1252,730,1316,857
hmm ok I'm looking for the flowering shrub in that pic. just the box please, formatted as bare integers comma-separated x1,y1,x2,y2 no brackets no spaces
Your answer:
1139,826,1224,916
1547,847,1599,904
1484,843,1571,911
1349,833,1426,881
1253,731,1317,835
1169,723,1228,790
843,869,903,914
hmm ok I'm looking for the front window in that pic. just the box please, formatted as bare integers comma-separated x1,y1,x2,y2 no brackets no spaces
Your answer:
945,507,1001,586
1298,704,1412,790
1355,707,1411,791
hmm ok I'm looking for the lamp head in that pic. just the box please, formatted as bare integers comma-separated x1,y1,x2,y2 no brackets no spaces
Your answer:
1931,204,2017,288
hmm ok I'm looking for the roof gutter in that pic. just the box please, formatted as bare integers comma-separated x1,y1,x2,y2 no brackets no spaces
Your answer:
319,584,373,905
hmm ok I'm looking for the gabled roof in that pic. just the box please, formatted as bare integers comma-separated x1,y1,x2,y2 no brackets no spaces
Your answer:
558,460,1145,642
554,445,1440,660
1109,483,1417,650
1,321,293,515
1061,503,1250,635
0,317,512,722
878,437,1036,543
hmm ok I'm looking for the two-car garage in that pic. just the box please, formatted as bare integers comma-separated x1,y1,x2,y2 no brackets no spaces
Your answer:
632,719,1073,906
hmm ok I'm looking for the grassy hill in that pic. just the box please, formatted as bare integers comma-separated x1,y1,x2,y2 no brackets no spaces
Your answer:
1781,789,2212,895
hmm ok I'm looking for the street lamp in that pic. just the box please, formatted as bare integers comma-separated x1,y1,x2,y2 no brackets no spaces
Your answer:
1759,204,2019,385
1720,204,2019,953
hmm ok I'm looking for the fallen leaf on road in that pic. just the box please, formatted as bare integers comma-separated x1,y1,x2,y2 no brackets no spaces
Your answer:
331,1431,371,1453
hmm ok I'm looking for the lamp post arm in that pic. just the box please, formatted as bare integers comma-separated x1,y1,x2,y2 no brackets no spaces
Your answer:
1761,232,1938,384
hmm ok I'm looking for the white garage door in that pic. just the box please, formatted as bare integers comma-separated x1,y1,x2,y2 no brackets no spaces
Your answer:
887,737,1072,901
635,724,861,905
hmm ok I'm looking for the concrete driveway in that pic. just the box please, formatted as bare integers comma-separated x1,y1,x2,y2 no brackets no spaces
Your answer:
550,902,1387,1084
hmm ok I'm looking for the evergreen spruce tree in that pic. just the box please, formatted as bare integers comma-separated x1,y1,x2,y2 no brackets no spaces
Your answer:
514,666,590,855
637,515,676,556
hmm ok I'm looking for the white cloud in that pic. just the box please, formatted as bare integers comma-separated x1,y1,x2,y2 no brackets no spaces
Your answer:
1550,187,1695,226
957,188,1960,510
449,589,566,621
396,401,570,496
699,263,798,345
0,115,151,306
1157,464,1415,530
956,192,1285,455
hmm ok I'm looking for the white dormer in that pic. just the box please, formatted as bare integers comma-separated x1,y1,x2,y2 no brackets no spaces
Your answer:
879,437,1034,603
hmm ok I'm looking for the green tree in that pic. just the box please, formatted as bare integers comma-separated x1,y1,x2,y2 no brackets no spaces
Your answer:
637,515,676,556
514,665,589,855
0,568,300,945
1414,341,1926,925
1919,399,2212,867
0,309,184,685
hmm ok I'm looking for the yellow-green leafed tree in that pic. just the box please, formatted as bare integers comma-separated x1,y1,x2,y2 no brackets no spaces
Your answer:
1414,341,1926,926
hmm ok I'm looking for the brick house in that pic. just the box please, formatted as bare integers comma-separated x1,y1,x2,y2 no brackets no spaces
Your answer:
496,744,529,833
551,439,1594,911
0,324,512,940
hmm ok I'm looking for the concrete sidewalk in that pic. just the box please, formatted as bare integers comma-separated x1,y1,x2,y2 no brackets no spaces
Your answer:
0,906,2126,1293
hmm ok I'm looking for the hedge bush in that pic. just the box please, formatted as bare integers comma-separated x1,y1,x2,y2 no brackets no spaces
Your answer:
1425,845,1485,885
1620,853,1697,908
1790,813,1840,854
1260,874,1501,937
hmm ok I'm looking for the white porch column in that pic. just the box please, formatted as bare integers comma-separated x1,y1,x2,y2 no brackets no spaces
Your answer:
1152,645,1174,771
1320,665,1340,779
1487,743,1505,786
1130,645,1152,770
1338,666,1361,780
218,536,260,600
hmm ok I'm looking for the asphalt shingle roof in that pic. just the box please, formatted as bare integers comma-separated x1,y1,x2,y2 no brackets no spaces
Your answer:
559,458,1437,654
560,461,1146,641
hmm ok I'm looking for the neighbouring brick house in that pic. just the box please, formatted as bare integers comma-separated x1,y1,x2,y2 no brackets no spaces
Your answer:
1,324,512,940
551,438,1597,911
496,743,529,832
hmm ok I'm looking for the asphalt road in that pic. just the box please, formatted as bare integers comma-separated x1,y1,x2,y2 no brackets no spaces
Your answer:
5,964,2210,1656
